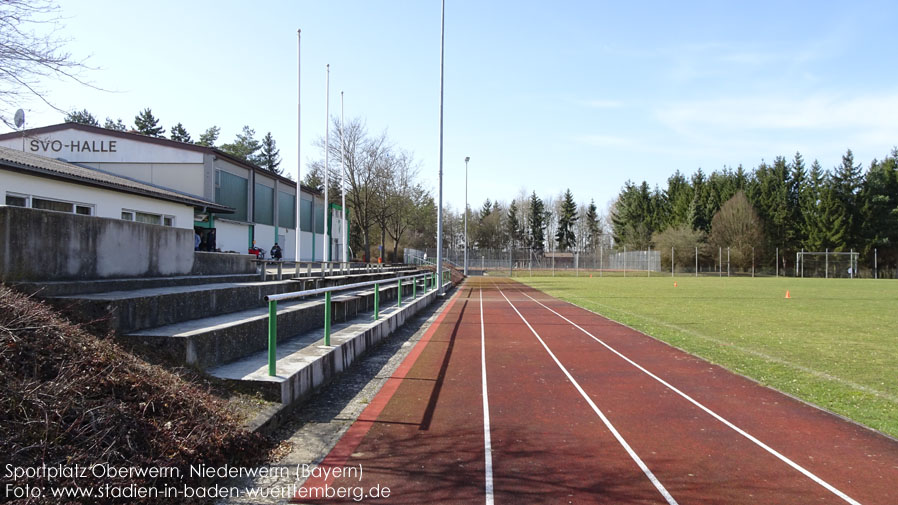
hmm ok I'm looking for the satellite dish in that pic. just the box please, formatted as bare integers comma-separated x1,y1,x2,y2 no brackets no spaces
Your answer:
14,109,25,128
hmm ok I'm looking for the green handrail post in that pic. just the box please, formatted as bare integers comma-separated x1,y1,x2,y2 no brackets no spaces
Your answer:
374,282,380,320
324,291,332,346
413,276,417,299
398,279,402,308
268,299,277,376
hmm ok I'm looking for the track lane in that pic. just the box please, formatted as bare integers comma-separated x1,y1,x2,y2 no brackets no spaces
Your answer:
495,278,898,504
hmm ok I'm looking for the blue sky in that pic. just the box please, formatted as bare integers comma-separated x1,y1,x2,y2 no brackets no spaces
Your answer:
5,0,898,214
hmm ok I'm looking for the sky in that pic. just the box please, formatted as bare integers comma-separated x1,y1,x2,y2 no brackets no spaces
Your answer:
4,0,898,215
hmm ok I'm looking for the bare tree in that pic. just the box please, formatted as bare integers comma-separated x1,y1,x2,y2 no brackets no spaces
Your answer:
708,190,764,270
1,1,94,126
384,150,424,261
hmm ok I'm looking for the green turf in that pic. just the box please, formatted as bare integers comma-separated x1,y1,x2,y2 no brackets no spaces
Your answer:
515,275,898,438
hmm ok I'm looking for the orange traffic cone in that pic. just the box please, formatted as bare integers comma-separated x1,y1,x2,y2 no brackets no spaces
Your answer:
590,274,593,278
785,290,791,299
674,282,678,287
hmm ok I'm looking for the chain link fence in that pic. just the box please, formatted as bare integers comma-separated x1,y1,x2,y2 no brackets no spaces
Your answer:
406,247,896,279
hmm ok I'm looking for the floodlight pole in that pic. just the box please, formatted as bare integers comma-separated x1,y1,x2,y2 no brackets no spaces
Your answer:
436,0,445,294
464,156,469,276
296,30,302,264
341,91,347,268
324,64,330,263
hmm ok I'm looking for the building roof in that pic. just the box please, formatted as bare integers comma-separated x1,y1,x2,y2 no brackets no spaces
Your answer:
0,145,234,213
0,122,318,194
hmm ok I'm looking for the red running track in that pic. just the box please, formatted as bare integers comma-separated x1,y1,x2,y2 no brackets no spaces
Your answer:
295,277,898,504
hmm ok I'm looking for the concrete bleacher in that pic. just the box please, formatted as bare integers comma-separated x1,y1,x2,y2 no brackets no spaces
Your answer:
21,265,452,432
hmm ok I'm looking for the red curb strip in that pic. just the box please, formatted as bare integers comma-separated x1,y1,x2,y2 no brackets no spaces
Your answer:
294,286,465,500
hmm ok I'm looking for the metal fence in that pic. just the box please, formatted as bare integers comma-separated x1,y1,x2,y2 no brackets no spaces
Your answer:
406,247,896,279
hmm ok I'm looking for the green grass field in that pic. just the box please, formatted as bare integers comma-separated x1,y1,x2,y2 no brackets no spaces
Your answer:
515,275,898,438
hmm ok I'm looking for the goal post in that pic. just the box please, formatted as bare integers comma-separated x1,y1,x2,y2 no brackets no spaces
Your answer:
795,250,859,279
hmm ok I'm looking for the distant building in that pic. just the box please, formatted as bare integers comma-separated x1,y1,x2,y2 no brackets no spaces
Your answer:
0,123,345,261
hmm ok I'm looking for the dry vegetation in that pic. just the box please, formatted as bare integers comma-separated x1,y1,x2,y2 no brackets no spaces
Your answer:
0,286,274,504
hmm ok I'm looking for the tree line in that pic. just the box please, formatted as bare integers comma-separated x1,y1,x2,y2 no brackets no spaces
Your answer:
611,149,898,270
64,108,284,176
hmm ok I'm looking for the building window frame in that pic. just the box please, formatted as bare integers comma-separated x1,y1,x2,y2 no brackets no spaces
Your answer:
121,208,175,227
5,192,94,216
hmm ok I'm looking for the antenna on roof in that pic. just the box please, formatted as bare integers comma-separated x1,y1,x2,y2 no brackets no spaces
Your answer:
14,109,25,151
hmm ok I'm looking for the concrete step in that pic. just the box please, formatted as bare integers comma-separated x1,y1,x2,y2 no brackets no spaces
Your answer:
122,281,424,370
207,287,441,407
48,270,428,334
13,273,261,297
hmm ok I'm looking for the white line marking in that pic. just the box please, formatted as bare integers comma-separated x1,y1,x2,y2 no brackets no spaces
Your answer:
480,287,495,505
494,285,679,505
519,290,864,505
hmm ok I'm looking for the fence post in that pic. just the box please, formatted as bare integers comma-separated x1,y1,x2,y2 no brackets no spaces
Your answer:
672,246,675,277
719,247,722,277
695,246,698,277
373,283,380,319
875,248,878,279
850,249,854,279
624,246,627,278
825,248,829,279
600,246,603,277
647,247,650,277
727,247,730,277
324,291,332,345
268,299,277,376
752,247,755,278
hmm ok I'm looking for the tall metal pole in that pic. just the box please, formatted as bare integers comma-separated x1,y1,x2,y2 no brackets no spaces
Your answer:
295,29,302,263
464,157,469,276
324,64,330,263
341,91,347,268
436,0,445,294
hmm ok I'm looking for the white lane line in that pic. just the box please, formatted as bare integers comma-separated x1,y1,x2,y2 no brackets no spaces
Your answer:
495,285,679,505
520,290,863,505
480,287,495,505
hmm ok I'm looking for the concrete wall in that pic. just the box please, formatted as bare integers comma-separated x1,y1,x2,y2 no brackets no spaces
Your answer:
0,206,194,281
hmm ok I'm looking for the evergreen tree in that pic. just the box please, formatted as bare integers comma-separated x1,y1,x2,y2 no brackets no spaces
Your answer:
829,149,864,250
64,109,98,126
220,126,262,165
527,191,547,255
103,117,127,131
612,181,654,249
859,149,898,267
196,126,220,147
690,169,711,232
259,131,282,175
169,122,192,143
664,171,692,229
788,152,806,250
505,199,524,250
555,189,578,251
133,108,165,137
585,199,601,252
800,160,827,251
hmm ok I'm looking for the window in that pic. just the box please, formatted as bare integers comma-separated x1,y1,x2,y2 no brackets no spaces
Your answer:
5,194,27,207
215,170,248,221
253,183,274,225
122,209,174,227
32,197,74,213
278,191,296,229
12,194,94,216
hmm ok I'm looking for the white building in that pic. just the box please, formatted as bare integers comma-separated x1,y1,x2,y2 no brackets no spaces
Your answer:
0,123,345,261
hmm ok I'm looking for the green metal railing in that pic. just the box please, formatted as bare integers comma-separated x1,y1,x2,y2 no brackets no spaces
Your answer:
263,272,450,376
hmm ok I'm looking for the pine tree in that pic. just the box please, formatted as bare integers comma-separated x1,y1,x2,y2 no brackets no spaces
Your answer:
505,200,524,250
830,149,864,250
133,108,165,137
170,122,192,143
64,109,98,126
103,117,127,131
527,191,546,255
196,126,220,147
859,149,898,264
585,199,601,252
555,189,578,251
219,126,262,165
788,152,806,250
800,160,827,251
259,132,282,175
